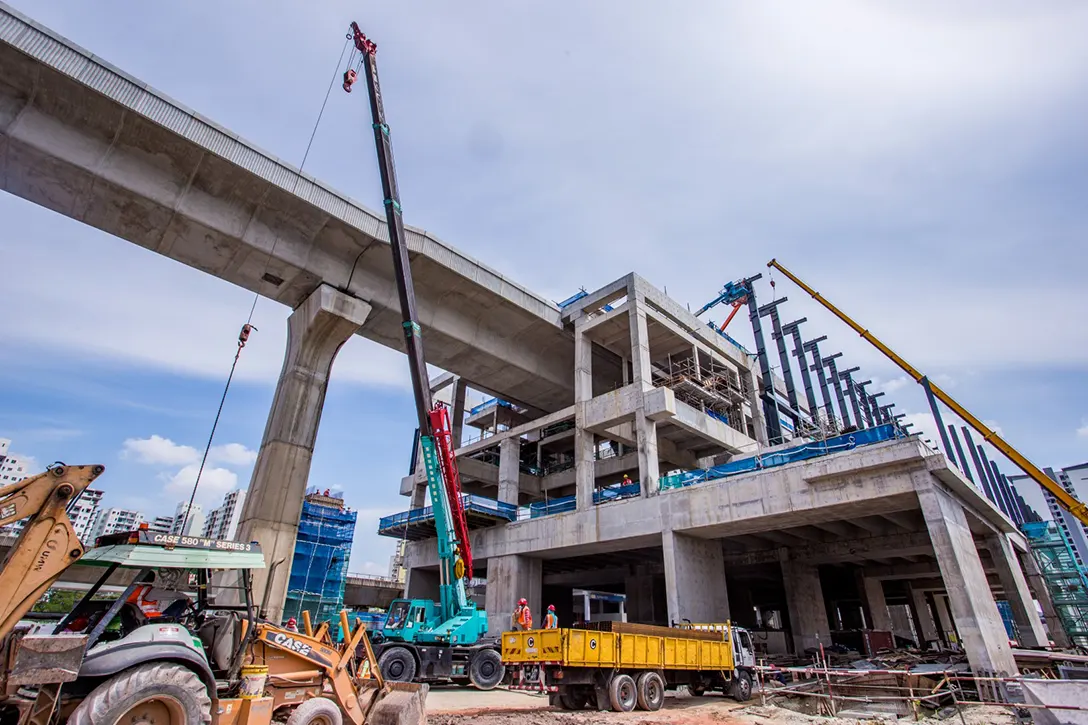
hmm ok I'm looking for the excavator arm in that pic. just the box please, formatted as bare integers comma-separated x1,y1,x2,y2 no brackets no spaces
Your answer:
767,258,1088,527
0,464,104,640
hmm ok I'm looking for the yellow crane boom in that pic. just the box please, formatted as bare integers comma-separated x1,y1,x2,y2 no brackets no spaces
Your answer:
767,258,1088,527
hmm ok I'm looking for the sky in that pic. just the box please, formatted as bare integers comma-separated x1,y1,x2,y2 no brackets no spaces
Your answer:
2,1,1087,572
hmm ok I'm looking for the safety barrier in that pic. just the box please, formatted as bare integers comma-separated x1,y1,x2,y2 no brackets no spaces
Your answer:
526,481,641,519
660,423,904,490
377,493,518,538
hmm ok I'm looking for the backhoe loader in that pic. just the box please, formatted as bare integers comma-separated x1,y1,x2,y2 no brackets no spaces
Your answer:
0,464,427,725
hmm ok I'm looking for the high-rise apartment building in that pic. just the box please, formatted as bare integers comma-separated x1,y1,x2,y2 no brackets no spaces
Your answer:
170,502,205,537
203,490,246,540
70,488,104,544
147,515,175,534
91,508,145,540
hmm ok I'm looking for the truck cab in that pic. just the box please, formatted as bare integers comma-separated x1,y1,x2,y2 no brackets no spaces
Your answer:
731,626,757,670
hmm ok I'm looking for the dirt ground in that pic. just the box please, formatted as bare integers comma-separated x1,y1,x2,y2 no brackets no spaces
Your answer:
424,687,1016,724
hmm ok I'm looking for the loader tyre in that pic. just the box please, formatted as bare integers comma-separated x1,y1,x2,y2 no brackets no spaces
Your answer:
68,662,211,725
469,648,504,690
378,647,417,683
608,673,637,712
286,697,342,725
636,672,665,711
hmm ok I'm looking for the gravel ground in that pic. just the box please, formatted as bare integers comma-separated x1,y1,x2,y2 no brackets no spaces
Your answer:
425,687,1017,725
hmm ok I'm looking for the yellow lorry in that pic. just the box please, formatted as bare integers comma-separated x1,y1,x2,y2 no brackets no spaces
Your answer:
501,622,756,712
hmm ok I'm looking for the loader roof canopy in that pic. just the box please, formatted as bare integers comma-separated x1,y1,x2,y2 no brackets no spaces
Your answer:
81,543,266,570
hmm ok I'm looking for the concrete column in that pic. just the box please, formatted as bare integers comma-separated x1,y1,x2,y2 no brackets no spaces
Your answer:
574,318,595,510
451,377,467,448
485,554,542,636
629,301,660,495
1020,545,1069,648
235,285,370,620
910,584,939,646
932,593,956,646
862,577,893,632
781,557,830,654
746,366,769,446
662,530,729,624
916,478,1017,675
498,436,521,506
625,571,657,624
988,534,1048,648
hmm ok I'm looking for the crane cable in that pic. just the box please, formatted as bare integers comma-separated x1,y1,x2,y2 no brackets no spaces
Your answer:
181,37,352,532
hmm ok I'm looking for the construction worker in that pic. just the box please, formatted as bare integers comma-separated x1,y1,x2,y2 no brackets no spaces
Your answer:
544,604,558,629
512,598,533,630
285,617,300,633
622,473,633,487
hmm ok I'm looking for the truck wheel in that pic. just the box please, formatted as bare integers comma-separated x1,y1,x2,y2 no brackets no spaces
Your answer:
732,671,753,702
378,647,417,683
608,674,637,712
68,663,211,725
286,698,343,725
688,683,706,697
636,672,665,711
468,649,504,690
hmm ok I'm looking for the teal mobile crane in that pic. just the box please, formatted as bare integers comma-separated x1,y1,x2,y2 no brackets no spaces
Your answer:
342,23,504,690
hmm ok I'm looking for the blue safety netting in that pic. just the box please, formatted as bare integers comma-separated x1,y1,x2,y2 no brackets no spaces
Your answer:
660,423,904,490
377,494,517,536
284,500,358,628
527,481,641,518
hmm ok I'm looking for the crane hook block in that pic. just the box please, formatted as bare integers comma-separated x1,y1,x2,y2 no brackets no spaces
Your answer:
343,69,357,93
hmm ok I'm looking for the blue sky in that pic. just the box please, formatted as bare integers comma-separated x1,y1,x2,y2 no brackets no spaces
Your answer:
2,1,1087,572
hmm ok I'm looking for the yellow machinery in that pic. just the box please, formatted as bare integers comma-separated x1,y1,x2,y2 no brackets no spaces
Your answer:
767,258,1088,526
501,623,755,712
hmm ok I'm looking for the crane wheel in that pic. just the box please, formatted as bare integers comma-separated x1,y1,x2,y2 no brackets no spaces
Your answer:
378,647,417,683
636,672,664,711
285,697,343,725
68,663,211,725
608,674,637,713
468,649,504,690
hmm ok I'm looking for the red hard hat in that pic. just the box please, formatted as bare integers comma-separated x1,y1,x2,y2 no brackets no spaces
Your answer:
548,605,555,611
286,617,297,625
518,598,527,606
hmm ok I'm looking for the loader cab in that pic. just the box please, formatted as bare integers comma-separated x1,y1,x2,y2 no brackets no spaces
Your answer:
381,598,435,642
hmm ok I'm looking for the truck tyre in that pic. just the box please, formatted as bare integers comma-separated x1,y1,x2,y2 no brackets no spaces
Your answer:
468,648,504,690
68,662,212,725
286,698,343,725
732,670,753,702
636,672,665,711
378,647,417,683
608,674,637,713
688,683,706,697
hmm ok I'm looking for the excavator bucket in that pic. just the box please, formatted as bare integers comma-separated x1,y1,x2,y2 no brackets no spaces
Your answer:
358,680,427,725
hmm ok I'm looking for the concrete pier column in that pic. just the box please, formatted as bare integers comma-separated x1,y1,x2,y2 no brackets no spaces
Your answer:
628,300,660,495
574,318,595,510
498,437,521,506
235,285,371,620
781,557,830,654
451,377,468,448
485,554,541,636
625,569,657,624
910,584,939,646
916,477,1017,675
662,530,729,624
1020,546,1069,647
862,577,893,632
988,534,1049,648
932,593,956,646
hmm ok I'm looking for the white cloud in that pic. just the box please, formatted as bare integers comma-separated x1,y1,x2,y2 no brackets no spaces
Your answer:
210,443,258,467
122,436,199,466
162,464,239,509
983,420,1005,438
882,377,911,394
1078,422,1088,439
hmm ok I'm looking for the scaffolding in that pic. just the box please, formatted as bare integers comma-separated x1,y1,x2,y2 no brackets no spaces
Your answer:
283,490,358,629
657,354,748,431
1023,520,1088,647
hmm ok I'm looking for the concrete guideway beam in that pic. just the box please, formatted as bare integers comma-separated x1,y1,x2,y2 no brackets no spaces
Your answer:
236,284,371,620
662,530,730,625
915,475,1017,676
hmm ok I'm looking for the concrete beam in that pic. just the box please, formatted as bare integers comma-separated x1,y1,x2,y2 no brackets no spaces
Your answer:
644,387,757,455
235,285,371,620
724,531,935,567
456,405,577,458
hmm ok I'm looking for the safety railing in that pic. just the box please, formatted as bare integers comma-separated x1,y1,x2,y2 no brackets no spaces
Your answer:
525,481,642,519
377,493,518,534
661,423,905,490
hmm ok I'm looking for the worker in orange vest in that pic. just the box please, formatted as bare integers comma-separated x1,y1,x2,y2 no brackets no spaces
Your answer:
512,598,533,630
544,605,558,629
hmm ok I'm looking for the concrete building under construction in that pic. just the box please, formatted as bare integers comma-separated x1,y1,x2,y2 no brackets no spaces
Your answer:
382,272,1059,680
